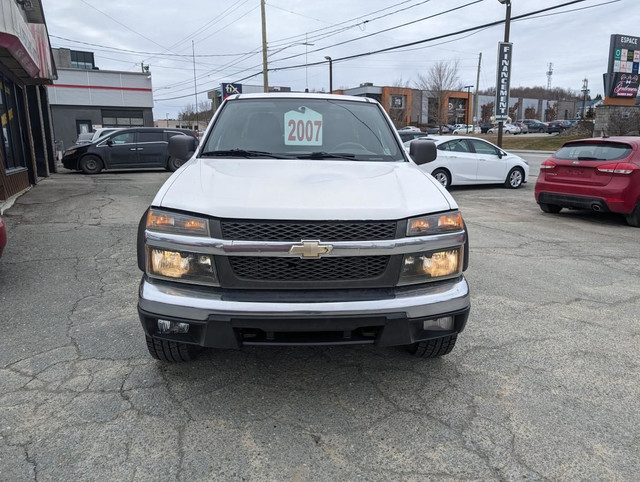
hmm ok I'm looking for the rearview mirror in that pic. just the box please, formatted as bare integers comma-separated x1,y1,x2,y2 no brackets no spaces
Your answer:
168,135,197,161
107,139,113,146
409,139,437,165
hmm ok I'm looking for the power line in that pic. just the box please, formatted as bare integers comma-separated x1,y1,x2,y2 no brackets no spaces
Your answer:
49,35,254,58
154,0,591,101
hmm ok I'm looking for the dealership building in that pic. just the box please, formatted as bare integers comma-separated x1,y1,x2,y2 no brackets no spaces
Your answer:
49,48,154,150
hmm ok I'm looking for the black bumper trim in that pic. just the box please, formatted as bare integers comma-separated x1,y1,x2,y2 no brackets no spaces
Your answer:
138,306,470,349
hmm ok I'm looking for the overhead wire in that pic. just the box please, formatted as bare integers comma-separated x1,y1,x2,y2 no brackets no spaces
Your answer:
154,0,592,101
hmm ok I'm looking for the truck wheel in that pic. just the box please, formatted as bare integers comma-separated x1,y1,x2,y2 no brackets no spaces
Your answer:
539,203,562,214
625,203,640,227
406,334,457,358
145,335,198,362
80,155,103,175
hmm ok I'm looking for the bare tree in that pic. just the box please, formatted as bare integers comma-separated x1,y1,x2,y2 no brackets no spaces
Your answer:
416,60,462,132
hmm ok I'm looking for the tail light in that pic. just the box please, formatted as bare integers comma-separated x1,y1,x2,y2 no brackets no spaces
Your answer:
540,160,556,169
596,162,638,175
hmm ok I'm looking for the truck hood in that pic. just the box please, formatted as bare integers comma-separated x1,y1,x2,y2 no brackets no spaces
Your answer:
155,158,454,220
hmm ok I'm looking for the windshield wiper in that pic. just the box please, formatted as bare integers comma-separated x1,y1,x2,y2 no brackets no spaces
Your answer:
200,149,292,159
297,151,356,160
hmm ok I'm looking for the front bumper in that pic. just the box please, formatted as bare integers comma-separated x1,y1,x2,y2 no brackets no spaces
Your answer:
138,276,471,348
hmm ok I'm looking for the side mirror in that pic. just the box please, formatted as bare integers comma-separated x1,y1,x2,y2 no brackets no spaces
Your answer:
168,135,197,160
409,139,437,165
498,150,503,159
106,139,113,146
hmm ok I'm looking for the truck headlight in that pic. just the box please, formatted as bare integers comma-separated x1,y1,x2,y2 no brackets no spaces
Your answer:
65,149,77,156
146,209,209,236
407,212,463,236
148,248,219,286
398,248,462,285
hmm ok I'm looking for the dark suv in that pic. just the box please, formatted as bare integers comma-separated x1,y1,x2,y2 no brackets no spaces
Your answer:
62,127,197,174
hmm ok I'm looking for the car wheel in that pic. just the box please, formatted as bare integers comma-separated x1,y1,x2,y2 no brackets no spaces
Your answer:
505,167,524,188
431,168,451,189
406,334,458,358
79,155,103,175
539,203,562,213
167,157,184,172
625,203,640,227
145,335,199,363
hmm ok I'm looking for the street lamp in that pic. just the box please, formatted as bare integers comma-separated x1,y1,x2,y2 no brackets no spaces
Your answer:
464,85,473,132
496,0,511,148
324,56,333,93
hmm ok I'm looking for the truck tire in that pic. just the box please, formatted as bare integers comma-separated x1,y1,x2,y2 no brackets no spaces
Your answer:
145,335,198,362
406,334,457,358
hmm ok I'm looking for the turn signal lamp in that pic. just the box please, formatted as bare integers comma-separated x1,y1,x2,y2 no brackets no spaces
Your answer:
407,212,463,236
146,209,209,236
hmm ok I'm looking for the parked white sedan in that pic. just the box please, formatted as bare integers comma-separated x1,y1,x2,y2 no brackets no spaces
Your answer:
405,135,529,189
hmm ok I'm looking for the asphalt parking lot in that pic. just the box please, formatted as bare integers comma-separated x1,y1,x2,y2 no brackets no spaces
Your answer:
1,155,638,480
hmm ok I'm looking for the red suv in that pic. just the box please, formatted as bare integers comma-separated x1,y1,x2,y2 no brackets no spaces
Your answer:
535,137,640,227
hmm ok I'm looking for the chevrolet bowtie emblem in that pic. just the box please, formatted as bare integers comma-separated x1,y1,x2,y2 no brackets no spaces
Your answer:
289,240,333,258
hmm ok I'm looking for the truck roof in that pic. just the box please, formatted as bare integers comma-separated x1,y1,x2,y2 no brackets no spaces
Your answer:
224,92,374,103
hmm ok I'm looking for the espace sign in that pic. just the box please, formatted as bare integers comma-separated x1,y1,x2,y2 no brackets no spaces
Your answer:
606,34,640,99
494,42,513,121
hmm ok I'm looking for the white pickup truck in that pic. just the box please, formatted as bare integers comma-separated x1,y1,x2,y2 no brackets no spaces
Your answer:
137,93,470,362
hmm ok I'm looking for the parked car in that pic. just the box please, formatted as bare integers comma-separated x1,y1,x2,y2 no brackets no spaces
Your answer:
479,122,495,134
62,127,198,174
518,119,547,133
535,137,640,227
452,125,481,135
488,123,521,135
547,120,573,134
514,121,529,134
137,93,470,362
73,133,94,145
73,128,122,146
426,125,452,134
405,135,529,189
0,216,6,258
397,130,427,143
397,126,421,132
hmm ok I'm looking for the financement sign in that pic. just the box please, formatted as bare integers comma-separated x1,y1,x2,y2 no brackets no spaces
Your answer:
495,42,513,121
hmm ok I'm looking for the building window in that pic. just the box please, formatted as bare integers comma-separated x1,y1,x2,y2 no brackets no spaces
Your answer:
0,76,27,171
70,50,95,70
390,95,405,109
102,110,144,128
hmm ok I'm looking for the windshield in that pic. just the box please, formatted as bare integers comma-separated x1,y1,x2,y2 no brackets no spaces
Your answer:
202,98,404,161
554,141,632,161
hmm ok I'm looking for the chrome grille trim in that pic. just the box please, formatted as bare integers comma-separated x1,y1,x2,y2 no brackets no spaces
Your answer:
145,230,466,257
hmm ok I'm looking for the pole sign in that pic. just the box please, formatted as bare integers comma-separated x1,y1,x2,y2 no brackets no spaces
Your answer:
606,35,640,99
221,83,242,99
494,42,513,121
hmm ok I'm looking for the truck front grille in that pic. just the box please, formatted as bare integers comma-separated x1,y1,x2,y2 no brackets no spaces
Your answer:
228,256,390,282
220,220,397,241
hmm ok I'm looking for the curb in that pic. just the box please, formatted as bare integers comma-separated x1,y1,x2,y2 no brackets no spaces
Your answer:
0,186,31,215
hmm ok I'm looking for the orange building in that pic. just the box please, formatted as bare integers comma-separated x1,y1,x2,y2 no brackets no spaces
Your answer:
334,83,473,128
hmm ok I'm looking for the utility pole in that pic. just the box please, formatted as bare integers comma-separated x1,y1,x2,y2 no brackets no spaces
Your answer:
261,0,269,92
473,52,482,133
581,77,590,119
546,63,554,91
192,40,198,131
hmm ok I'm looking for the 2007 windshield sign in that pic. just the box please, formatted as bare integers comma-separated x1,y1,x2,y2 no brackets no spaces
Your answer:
495,42,513,121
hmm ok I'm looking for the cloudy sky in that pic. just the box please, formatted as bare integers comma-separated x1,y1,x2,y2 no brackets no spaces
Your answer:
44,0,639,118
